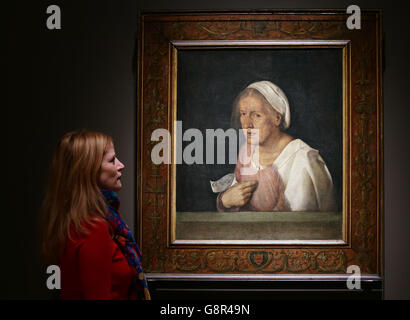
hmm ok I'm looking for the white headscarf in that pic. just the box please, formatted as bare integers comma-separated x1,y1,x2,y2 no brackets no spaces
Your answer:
247,81,291,130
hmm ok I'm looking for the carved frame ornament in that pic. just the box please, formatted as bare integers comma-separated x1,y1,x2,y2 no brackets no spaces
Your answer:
137,10,383,279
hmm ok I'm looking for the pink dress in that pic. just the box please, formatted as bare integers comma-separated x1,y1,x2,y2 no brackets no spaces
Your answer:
217,146,290,212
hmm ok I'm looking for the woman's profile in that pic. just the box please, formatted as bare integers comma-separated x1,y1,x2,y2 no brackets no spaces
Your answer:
216,80,336,212
41,130,150,300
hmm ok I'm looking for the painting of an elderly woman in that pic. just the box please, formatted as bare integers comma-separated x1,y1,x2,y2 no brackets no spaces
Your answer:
216,80,336,213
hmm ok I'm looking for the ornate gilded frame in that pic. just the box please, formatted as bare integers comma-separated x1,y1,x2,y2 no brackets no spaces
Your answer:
137,10,382,280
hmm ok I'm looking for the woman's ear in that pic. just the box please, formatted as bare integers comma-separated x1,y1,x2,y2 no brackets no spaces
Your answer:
273,112,282,127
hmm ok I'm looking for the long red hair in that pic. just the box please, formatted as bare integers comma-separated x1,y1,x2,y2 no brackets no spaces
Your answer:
41,130,112,265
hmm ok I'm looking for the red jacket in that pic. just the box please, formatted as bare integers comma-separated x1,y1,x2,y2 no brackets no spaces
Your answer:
60,219,137,300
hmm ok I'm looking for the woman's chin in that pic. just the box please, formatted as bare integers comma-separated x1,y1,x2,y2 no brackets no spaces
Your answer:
113,182,122,192
247,138,260,146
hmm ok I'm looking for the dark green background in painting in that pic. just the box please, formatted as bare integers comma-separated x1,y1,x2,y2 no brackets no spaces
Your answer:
176,48,343,212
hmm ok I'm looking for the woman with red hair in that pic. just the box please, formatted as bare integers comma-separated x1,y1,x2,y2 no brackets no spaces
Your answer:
41,130,150,300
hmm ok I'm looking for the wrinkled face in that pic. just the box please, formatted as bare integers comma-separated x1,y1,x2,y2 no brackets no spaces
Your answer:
239,95,281,145
98,143,125,192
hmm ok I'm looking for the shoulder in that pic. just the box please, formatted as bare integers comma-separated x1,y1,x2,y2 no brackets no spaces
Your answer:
289,140,329,173
290,139,319,158
280,139,324,168
70,217,111,243
87,217,109,230
279,139,317,159
85,218,111,238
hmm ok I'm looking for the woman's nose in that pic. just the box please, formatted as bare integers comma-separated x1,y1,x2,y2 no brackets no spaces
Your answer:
242,116,254,129
118,160,125,171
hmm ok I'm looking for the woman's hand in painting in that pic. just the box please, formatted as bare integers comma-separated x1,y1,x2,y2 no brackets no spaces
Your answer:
221,180,258,208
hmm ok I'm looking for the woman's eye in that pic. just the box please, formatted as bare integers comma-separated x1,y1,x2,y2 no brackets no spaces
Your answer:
110,157,115,163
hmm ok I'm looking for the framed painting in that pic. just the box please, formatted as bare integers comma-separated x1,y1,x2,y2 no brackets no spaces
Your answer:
137,10,382,281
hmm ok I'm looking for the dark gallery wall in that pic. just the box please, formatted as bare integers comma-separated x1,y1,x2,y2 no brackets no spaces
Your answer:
5,0,409,299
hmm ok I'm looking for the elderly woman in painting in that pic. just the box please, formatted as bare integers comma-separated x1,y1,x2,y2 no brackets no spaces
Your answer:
216,80,336,212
